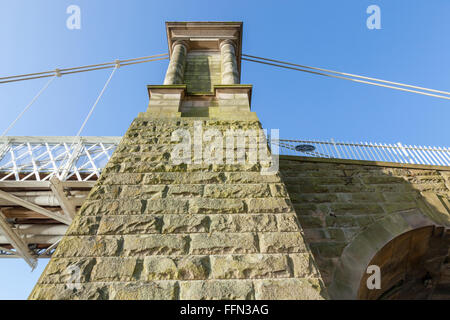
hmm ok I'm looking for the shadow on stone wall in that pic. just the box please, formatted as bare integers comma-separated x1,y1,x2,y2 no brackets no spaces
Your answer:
279,157,450,300
184,55,213,93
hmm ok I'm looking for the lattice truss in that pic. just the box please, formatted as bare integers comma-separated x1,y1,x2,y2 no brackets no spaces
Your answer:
0,137,120,267
0,137,121,181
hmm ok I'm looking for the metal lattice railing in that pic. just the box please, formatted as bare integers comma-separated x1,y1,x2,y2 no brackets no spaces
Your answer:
272,139,450,166
0,137,448,182
0,137,121,181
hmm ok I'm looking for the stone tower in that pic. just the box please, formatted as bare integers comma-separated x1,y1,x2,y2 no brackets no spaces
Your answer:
29,22,327,300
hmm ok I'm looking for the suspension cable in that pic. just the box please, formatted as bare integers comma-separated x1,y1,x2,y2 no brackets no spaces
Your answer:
243,55,450,101
0,53,168,84
1,76,57,137
1,52,168,138
75,66,118,136
57,64,119,179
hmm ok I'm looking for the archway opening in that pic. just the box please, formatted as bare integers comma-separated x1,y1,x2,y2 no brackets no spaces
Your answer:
358,226,449,299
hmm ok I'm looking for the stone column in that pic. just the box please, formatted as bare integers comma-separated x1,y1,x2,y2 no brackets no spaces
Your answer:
163,40,188,85
220,40,239,84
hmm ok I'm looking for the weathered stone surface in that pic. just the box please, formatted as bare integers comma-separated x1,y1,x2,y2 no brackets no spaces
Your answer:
167,184,204,197
225,172,281,184
97,215,162,235
161,215,209,233
209,214,278,232
142,199,189,214
259,232,307,253
38,258,96,284
29,283,110,300
80,199,142,216
91,257,138,282
289,253,321,278
211,254,290,279
101,173,144,185
190,233,258,254
269,183,288,197
204,184,270,198
254,278,326,300
53,236,122,258
277,214,301,232
247,198,293,213
179,280,254,300
189,198,245,214
143,256,210,280
66,216,101,236
109,281,178,300
280,157,450,299
120,185,167,199
31,110,326,300
122,234,189,256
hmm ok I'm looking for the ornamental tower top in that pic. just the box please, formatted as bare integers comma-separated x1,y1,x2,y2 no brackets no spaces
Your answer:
145,21,252,119
164,21,243,87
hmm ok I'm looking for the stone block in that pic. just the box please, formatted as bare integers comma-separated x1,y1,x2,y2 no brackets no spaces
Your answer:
210,254,290,279
161,215,209,233
259,232,307,253
289,253,321,278
225,172,281,184
143,256,210,280
209,214,277,232
91,257,139,282
189,198,245,214
53,236,122,258
97,215,162,235
179,280,254,300
167,184,204,197
204,184,271,198
276,214,301,232
101,173,144,185
247,198,293,213
190,233,258,254
142,199,189,214
29,283,110,300
38,257,96,284
109,281,178,300
66,216,101,236
254,278,325,300
122,234,189,256
120,185,167,199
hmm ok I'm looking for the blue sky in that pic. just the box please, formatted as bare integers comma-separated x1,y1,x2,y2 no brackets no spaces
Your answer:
0,0,449,299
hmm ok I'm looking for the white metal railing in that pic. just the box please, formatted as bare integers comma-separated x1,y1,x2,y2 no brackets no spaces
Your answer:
0,137,121,181
272,139,450,167
0,136,447,182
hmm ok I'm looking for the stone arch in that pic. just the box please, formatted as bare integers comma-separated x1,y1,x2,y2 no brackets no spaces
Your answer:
327,209,443,299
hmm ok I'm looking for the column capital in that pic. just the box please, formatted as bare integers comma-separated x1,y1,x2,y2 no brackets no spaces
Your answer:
171,40,189,53
219,39,237,50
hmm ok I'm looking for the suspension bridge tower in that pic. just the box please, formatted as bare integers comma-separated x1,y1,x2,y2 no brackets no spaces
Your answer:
29,22,327,300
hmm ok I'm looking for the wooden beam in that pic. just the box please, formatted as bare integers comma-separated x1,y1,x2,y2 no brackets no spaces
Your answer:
1,207,60,219
0,190,71,225
0,209,37,268
0,234,62,244
50,176,77,219
0,180,95,190
0,245,16,255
